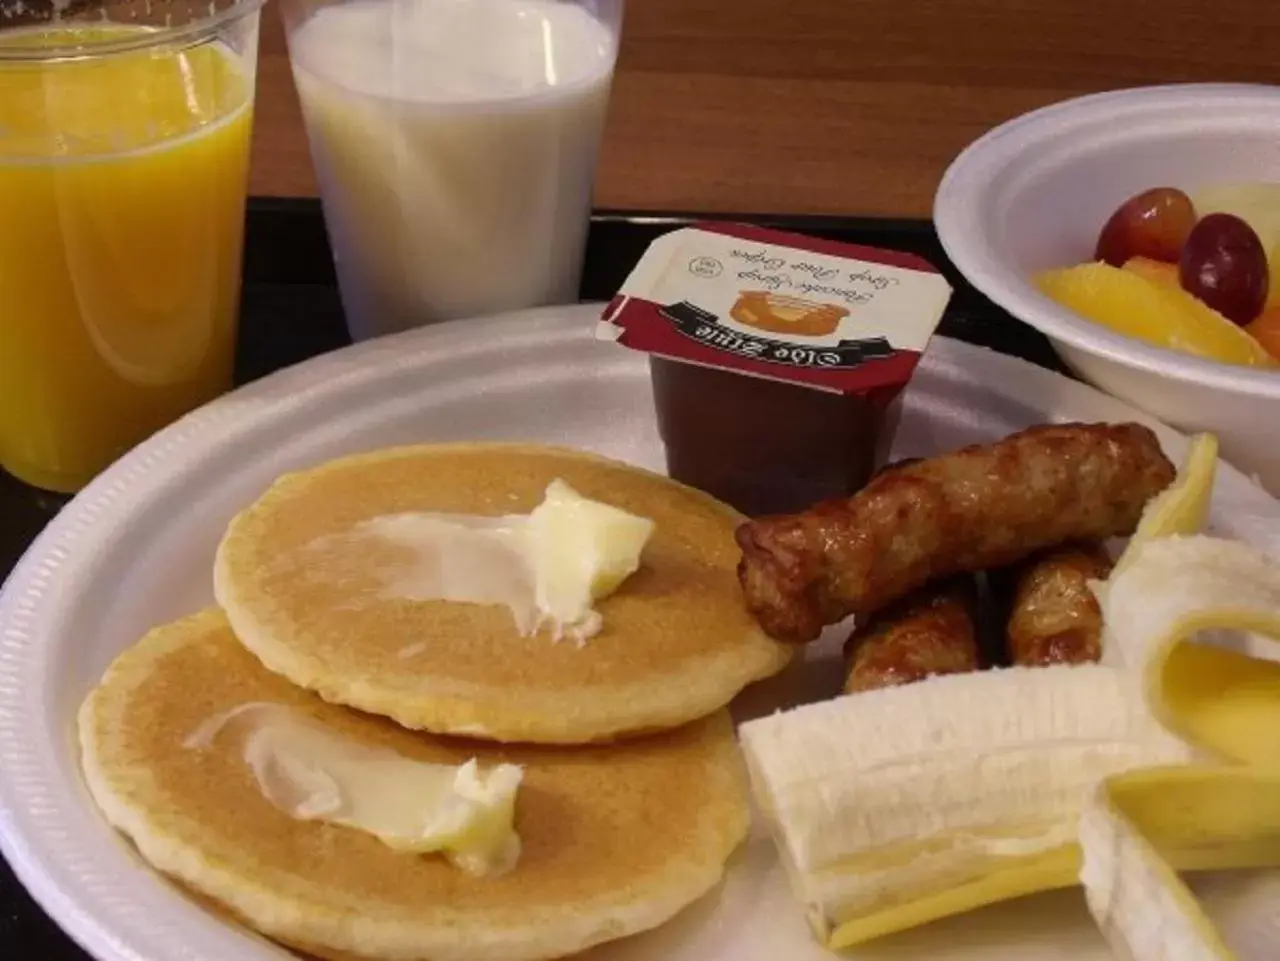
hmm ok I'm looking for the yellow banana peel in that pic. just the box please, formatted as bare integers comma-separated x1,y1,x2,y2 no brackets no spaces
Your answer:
1110,431,1219,577
1081,529,1280,959
827,846,1082,948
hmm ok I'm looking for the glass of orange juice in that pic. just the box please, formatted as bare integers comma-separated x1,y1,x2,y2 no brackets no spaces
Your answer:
0,0,262,493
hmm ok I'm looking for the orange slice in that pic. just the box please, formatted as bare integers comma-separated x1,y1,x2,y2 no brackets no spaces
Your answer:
1035,261,1277,368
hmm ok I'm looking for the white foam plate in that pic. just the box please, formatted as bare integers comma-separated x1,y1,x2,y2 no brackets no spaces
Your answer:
1,304,1278,961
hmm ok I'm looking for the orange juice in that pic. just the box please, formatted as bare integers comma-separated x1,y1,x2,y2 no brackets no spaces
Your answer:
0,26,254,492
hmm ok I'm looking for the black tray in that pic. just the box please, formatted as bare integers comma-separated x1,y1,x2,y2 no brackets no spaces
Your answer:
234,199,1062,380
0,199,1060,960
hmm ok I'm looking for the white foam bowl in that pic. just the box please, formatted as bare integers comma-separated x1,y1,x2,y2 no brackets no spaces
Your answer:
934,83,1280,493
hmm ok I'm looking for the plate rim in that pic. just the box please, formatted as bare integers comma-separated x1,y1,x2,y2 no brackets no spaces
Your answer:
2,302,1278,961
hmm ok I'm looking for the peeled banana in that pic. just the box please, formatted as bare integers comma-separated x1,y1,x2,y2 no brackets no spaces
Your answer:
739,663,1192,945
739,432,1280,957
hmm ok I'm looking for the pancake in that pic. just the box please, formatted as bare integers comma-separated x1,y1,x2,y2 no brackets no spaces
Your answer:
213,443,791,743
79,609,751,961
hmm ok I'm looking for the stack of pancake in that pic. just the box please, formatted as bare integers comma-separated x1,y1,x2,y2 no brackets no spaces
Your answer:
78,443,792,961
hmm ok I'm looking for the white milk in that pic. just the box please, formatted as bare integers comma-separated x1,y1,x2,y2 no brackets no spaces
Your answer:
287,0,617,336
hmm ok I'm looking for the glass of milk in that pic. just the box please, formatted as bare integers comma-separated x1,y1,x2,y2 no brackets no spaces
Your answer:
280,0,623,339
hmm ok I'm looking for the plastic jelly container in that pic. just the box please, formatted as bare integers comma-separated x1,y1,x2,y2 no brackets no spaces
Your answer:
596,223,953,517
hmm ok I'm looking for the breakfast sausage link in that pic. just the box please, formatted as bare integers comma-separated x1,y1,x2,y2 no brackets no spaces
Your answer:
843,577,981,694
1004,542,1113,666
736,422,1175,644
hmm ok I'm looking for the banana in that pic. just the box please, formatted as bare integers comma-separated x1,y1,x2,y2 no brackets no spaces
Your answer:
738,664,1192,945
739,432,1280,956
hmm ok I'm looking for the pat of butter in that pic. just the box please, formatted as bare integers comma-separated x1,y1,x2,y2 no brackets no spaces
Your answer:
346,478,654,643
185,702,523,876
526,479,656,639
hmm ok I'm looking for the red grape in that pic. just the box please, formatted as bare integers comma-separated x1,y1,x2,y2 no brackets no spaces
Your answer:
1179,213,1270,326
1095,187,1198,267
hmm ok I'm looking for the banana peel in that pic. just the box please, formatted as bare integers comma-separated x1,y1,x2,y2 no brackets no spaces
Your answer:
820,433,1280,955
826,846,1082,948
1108,431,1219,579
1080,529,1280,960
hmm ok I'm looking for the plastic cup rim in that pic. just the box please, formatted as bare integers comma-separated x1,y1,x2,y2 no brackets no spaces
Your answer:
0,0,265,62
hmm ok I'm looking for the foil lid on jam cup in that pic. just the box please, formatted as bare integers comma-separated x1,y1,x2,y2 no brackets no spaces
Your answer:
596,223,953,517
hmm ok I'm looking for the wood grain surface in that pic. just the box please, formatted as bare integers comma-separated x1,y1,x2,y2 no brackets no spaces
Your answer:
249,0,1280,217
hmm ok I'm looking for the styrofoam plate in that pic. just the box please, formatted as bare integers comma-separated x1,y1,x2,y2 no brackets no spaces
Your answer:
2,303,1277,961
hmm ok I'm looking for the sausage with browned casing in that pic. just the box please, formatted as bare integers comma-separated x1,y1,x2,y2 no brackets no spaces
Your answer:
842,577,981,694
736,423,1174,644
1002,542,1113,666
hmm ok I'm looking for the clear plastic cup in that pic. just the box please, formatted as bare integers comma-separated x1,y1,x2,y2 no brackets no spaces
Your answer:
278,0,624,340
0,0,262,493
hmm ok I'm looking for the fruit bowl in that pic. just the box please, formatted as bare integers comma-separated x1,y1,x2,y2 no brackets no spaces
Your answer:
933,83,1280,494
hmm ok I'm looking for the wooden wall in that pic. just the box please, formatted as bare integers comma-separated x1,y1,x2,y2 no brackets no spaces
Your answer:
249,0,1280,216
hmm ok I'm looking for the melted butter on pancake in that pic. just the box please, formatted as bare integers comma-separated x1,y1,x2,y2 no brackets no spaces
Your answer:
185,701,523,876
357,512,543,632
314,478,654,645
